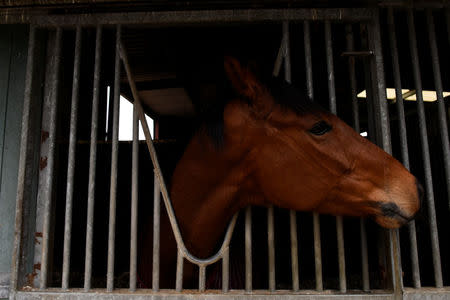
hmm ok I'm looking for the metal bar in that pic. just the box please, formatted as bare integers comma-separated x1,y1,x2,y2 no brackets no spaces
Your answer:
222,248,229,293
84,25,102,291
267,206,275,292
40,27,62,290
304,21,314,100
282,21,291,84
325,20,346,293
325,21,337,114
130,100,139,291
406,9,443,288
245,206,252,292
387,8,420,288
345,24,370,292
304,20,323,292
176,250,183,292
10,25,36,291
312,213,323,291
62,26,82,291
20,8,374,27
426,9,450,210
368,11,403,295
281,21,299,292
199,266,206,292
152,172,161,292
289,210,299,292
107,24,121,293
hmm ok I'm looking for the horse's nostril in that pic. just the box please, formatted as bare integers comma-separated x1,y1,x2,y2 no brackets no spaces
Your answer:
416,178,424,212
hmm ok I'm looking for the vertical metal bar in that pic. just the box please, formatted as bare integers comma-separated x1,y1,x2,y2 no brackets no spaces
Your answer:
407,9,443,288
40,27,62,290
130,101,139,291
324,21,337,114
281,21,299,292
282,21,291,84
107,24,121,292
152,172,161,291
222,248,229,292
199,266,206,292
325,20,346,293
426,9,450,210
345,24,370,292
10,25,36,291
289,210,299,292
62,26,82,291
84,25,102,291
106,25,121,291
304,21,314,100
387,9,421,288
176,250,183,292
245,206,252,292
446,8,450,47
369,11,403,295
267,205,275,292
312,213,323,291
304,21,323,292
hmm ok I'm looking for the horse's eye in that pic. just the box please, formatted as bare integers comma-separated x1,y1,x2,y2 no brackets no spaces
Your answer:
309,121,332,136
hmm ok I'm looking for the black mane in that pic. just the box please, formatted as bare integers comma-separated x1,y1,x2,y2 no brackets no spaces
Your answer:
203,77,322,148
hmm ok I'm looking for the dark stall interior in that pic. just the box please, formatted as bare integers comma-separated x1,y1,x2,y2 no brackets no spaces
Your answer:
43,8,449,291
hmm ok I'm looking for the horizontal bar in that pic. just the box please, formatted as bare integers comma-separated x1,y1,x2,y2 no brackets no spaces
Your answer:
14,290,399,300
10,8,374,26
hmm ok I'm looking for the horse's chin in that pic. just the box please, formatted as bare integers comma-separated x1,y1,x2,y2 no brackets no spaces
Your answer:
372,214,408,229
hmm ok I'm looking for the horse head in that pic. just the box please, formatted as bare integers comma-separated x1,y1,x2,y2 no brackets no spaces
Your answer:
220,57,421,229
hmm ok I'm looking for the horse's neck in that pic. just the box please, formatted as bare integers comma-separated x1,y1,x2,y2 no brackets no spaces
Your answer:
170,133,248,258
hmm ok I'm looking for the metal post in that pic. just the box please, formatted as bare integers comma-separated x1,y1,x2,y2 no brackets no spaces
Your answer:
387,8,420,288
84,25,102,291
245,206,252,292
267,205,276,292
40,27,62,290
325,20,346,293
62,26,82,291
426,9,450,210
176,250,183,292
130,100,139,291
10,25,36,291
368,10,402,297
152,172,161,291
345,24,370,291
304,20,323,292
107,24,121,292
406,9,443,288
222,247,229,292
199,266,206,292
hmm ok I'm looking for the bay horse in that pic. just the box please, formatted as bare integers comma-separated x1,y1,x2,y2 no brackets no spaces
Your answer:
138,57,421,289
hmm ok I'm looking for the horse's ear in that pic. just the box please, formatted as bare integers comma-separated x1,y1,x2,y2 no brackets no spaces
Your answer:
224,57,270,107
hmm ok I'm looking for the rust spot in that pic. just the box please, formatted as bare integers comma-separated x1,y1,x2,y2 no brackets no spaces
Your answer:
41,130,49,143
40,156,47,170
35,232,43,238
26,264,41,287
